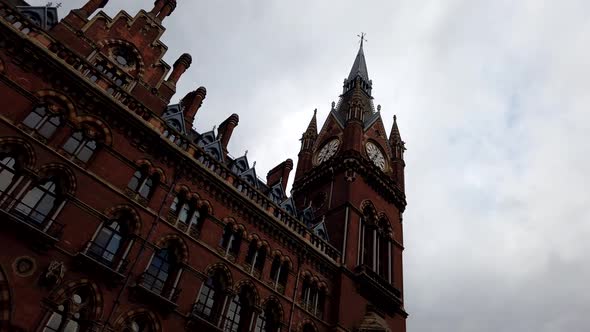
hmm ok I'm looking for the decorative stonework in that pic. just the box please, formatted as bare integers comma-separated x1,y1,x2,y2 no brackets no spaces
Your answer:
12,256,36,277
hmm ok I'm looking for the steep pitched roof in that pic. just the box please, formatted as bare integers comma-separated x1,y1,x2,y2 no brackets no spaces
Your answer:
347,41,370,83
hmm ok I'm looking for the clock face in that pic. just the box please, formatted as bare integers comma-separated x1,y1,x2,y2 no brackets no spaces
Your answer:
316,139,340,164
366,142,386,170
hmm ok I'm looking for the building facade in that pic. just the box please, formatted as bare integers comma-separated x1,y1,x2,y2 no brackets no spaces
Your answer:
0,1,407,331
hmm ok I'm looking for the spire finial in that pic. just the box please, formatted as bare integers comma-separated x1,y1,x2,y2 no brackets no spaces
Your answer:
394,114,397,123
245,150,248,156
357,32,368,48
314,108,317,115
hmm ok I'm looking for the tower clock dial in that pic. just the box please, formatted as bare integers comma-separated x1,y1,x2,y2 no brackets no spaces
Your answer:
316,139,340,164
365,142,386,170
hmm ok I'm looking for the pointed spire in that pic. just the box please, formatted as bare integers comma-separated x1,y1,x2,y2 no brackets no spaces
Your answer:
389,115,402,144
305,108,318,135
347,34,370,83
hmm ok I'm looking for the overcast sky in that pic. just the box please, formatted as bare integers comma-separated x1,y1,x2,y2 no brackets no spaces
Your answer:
30,0,590,331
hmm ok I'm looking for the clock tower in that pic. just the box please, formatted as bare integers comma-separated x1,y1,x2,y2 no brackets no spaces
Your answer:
292,40,408,331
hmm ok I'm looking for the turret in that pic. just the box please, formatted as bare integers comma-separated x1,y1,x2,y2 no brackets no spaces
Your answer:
389,115,406,190
294,109,318,182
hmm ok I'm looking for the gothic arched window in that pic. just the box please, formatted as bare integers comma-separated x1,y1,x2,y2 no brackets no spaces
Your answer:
169,193,203,233
22,106,63,139
254,300,281,332
245,242,266,276
193,269,229,322
142,242,182,300
15,178,60,225
220,225,242,258
87,213,134,271
127,166,158,200
62,131,98,163
42,288,93,332
223,286,255,332
269,257,289,294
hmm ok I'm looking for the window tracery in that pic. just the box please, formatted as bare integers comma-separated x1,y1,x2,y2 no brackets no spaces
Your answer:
62,129,99,163
127,166,159,200
42,287,94,332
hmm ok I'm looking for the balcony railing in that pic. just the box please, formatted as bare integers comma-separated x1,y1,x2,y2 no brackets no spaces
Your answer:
135,272,181,310
0,192,65,244
76,240,130,281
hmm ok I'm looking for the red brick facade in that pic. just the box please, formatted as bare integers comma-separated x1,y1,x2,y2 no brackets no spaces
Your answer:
0,1,407,331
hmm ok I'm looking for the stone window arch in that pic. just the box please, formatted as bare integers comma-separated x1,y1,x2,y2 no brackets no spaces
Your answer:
269,254,290,294
141,237,186,301
220,223,244,260
127,165,160,200
0,139,35,197
42,285,97,332
61,122,104,163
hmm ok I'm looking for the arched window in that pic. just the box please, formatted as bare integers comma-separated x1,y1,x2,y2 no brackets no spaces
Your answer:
220,225,242,258
142,243,182,299
15,178,60,224
245,242,266,276
169,193,203,233
22,106,63,139
254,300,281,332
0,155,17,194
300,278,326,318
127,166,158,199
361,219,375,269
193,269,229,322
269,257,289,294
87,213,134,270
223,286,255,332
62,131,98,163
42,287,93,332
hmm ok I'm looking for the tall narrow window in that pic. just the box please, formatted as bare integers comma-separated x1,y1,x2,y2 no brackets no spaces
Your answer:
255,301,281,332
143,248,176,295
23,106,62,139
15,179,59,224
220,226,241,257
88,217,131,269
223,295,242,332
361,222,374,269
245,242,266,275
62,131,97,162
0,156,17,194
127,167,158,200
270,257,289,293
194,271,227,322
223,287,255,332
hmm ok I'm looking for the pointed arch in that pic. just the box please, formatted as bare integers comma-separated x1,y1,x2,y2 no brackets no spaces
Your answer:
113,307,161,332
0,137,36,169
48,278,103,320
154,234,189,264
232,279,259,307
34,89,77,121
261,296,284,323
72,116,113,146
204,263,233,289
104,205,142,235
36,163,77,196
0,265,11,328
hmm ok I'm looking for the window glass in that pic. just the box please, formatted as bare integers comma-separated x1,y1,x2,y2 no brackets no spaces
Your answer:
76,140,97,162
38,115,62,139
223,295,241,332
63,132,84,154
139,177,154,198
16,180,57,224
23,106,46,129
0,156,17,193
127,171,143,191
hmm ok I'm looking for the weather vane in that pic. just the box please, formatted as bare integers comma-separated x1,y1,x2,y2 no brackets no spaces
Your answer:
357,32,368,47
